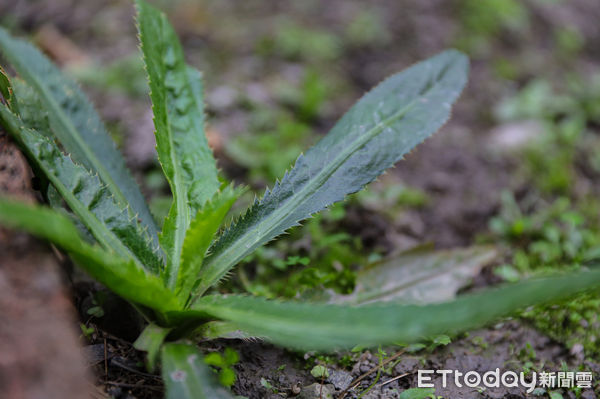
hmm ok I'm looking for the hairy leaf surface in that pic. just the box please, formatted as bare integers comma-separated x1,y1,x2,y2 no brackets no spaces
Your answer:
136,0,220,288
195,50,469,296
0,198,178,312
177,186,239,303
0,106,162,272
0,27,159,248
183,269,600,350
161,343,234,399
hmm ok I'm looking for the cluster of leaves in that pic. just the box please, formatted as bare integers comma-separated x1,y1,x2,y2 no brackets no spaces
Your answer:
2,1,600,397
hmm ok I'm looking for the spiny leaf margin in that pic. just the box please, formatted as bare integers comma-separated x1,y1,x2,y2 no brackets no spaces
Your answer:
195,49,469,297
0,26,159,249
135,0,220,289
0,104,162,272
0,197,179,312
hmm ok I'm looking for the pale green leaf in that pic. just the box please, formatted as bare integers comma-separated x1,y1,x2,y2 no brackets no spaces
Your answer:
161,343,235,399
194,321,255,341
196,50,469,296
136,0,220,288
399,388,436,399
134,324,172,372
182,268,600,350
333,245,497,305
0,27,159,249
176,186,240,303
0,198,179,312
0,105,162,272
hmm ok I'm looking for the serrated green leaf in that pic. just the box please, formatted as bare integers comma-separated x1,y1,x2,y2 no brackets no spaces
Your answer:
0,27,159,250
176,186,239,304
0,105,162,272
182,268,600,350
136,0,220,289
0,198,179,312
196,50,469,296
0,67,10,99
161,343,235,399
8,79,52,136
134,323,172,372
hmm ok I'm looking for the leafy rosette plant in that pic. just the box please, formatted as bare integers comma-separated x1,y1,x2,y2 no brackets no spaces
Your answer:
1,1,600,397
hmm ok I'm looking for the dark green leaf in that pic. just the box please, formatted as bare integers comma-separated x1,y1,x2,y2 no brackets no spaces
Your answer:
136,0,220,288
197,50,469,295
0,198,179,312
0,67,10,99
0,106,163,272
0,27,159,249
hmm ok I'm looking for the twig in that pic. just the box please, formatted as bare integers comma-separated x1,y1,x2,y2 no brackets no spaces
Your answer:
337,349,406,399
357,354,383,399
104,337,108,381
110,357,160,379
379,372,410,387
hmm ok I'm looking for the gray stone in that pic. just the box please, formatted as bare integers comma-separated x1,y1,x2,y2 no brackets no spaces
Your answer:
327,368,353,390
298,383,334,399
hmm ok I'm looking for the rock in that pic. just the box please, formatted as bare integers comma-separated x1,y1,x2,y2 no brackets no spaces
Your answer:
394,356,420,374
298,383,334,399
581,390,596,399
327,369,353,390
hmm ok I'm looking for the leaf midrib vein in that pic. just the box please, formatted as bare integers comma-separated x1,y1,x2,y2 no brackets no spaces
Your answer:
200,89,435,293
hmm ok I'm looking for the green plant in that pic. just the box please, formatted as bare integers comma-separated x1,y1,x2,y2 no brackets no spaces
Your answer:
2,2,600,398
399,387,439,399
203,347,239,387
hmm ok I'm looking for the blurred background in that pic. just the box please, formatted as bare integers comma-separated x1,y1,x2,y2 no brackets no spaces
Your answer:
2,0,600,397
